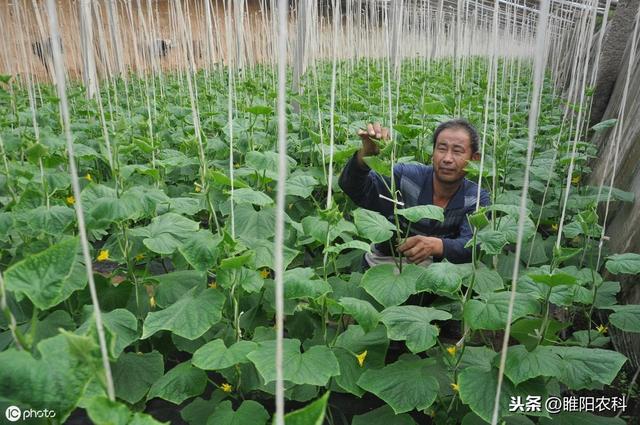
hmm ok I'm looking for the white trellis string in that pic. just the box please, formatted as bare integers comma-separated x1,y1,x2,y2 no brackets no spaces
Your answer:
45,0,115,401
325,0,340,210
491,0,550,423
273,0,288,423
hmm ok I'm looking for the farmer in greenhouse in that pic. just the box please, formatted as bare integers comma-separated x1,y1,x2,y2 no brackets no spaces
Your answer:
339,119,490,269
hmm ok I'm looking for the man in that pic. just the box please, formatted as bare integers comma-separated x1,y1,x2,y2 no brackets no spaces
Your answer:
338,119,490,268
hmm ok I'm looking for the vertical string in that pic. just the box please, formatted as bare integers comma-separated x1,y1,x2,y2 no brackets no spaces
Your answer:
273,1,288,424
45,0,115,401
490,1,550,423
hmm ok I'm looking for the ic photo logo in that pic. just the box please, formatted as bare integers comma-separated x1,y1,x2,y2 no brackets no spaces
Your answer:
5,406,21,422
4,406,56,422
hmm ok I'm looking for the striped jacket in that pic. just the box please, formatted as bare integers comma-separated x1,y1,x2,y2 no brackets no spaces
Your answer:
338,153,490,263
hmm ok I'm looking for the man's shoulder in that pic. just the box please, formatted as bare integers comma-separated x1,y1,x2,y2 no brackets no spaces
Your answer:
395,162,432,181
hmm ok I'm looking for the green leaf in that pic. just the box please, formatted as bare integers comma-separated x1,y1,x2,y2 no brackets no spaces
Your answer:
230,188,273,206
208,170,249,188
282,268,332,299
528,271,577,287
361,264,422,307
192,339,257,370
147,362,207,404
357,357,439,414
352,405,416,425
245,104,273,115
282,391,329,425
590,119,617,132
475,229,508,255
22,205,75,236
0,333,98,421
503,345,564,385
246,339,339,386
339,297,380,333
220,250,255,270
397,205,444,223
510,318,568,350
77,308,139,358
132,213,200,255
363,156,391,176
549,346,627,390
464,292,539,330
112,351,164,404
286,175,318,198
142,287,225,340
5,237,87,310
458,366,547,423
497,215,536,243
208,400,269,425
85,396,167,425
380,306,451,353
178,230,221,271
471,267,505,295
181,396,224,425
234,205,276,244
325,240,372,255
416,261,462,293
605,253,640,275
217,267,264,293
353,208,395,244
605,304,640,333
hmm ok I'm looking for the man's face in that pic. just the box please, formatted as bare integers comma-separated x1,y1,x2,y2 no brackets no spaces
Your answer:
432,128,478,184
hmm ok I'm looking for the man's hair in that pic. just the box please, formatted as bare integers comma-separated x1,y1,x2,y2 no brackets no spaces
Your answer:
432,119,479,154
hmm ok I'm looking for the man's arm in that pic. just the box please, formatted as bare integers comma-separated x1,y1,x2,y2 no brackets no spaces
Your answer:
338,153,403,218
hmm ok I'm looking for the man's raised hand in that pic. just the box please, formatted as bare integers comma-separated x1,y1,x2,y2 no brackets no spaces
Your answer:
397,235,444,264
356,122,389,167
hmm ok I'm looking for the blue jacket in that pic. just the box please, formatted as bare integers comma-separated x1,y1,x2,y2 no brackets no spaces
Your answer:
338,153,490,263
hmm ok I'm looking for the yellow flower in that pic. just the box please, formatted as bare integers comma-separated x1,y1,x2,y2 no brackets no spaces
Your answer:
221,382,233,393
194,183,202,193
208,280,217,289
446,345,457,357
596,324,608,334
66,195,75,205
85,173,92,181
97,249,109,262
551,223,559,232
135,253,145,261
572,175,581,185
149,296,157,309
260,268,270,279
356,350,367,367
451,382,460,392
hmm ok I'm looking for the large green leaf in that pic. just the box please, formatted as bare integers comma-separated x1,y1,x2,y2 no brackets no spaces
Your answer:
503,345,564,385
361,264,422,307
234,205,276,244
22,205,75,236
605,304,640,333
246,339,339,386
112,351,164,404
339,297,380,333
458,366,547,423
357,357,439,414
353,208,395,244
231,188,273,206
397,205,444,223
192,339,257,370
282,391,329,425
332,325,389,397
178,230,221,271
5,237,87,309
207,400,269,425
380,306,451,353
131,213,200,255
0,333,98,421
77,308,139,358
475,229,508,255
497,215,536,243
85,396,167,425
283,268,332,299
286,174,318,198
464,292,539,330
471,266,505,294
416,261,462,293
142,287,225,340
147,362,207,404
351,405,416,425
605,253,640,275
549,346,627,390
